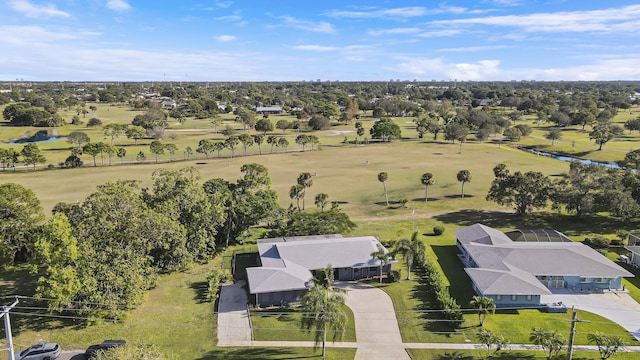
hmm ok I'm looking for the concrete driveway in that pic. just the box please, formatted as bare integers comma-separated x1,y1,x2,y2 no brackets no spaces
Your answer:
541,290,640,339
217,281,252,346
335,281,410,360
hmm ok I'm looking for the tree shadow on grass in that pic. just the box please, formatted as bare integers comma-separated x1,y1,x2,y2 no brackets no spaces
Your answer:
432,209,640,237
411,197,441,203
197,347,323,359
435,352,474,360
190,280,209,304
444,194,476,199
431,246,475,305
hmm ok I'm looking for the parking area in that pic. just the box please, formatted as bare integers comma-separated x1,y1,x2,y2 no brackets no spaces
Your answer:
541,290,640,339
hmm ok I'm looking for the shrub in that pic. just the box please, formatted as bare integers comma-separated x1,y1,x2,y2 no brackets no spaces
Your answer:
433,226,445,236
388,269,401,283
610,239,624,246
206,269,231,303
583,236,610,249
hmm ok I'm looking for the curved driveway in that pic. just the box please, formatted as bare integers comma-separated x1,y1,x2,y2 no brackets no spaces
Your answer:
335,281,410,360
541,291,640,340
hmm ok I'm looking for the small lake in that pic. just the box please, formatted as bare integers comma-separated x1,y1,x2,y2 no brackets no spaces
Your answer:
526,149,624,169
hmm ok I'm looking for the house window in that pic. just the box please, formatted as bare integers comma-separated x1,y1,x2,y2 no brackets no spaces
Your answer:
369,267,378,272
579,277,589,283
511,295,517,301
526,295,532,301
595,278,607,283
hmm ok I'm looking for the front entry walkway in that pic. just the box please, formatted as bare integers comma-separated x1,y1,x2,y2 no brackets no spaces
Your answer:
541,290,640,340
217,281,252,346
335,281,410,360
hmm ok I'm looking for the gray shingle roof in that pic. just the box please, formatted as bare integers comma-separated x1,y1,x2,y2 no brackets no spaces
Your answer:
457,224,633,296
247,235,393,295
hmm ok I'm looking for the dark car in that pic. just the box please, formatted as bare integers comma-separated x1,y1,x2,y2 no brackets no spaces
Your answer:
84,340,126,359
14,343,61,360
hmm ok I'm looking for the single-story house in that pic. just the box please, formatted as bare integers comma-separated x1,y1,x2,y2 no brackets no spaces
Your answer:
256,106,283,114
624,245,640,267
246,234,395,307
455,224,633,307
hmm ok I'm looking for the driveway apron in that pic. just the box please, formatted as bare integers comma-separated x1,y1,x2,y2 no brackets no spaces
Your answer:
217,281,252,346
336,281,410,360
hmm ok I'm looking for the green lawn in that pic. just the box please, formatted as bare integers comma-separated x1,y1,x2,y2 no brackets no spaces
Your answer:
406,349,640,360
251,305,357,342
198,347,355,359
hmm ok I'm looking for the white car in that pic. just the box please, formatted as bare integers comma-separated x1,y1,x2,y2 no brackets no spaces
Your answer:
14,343,61,360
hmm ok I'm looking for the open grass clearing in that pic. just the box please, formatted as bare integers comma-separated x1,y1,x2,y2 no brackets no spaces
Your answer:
251,305,357,342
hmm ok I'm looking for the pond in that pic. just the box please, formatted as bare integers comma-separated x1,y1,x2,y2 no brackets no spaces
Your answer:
526,149,624,169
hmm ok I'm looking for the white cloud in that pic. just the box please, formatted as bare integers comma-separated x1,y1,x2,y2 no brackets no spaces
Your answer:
215,1,233,8
395,57,501,80
106,0,131,11
438,45,510,52
368,27,421,36
8,0,70,18
292,45,338,52
277,16,335,34
215,35,236,42
0,26,100,45
418,29,464,37
326,7,428,19
432,4,640,34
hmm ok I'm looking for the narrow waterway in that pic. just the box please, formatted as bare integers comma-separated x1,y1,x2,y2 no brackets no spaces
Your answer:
526,148,624,169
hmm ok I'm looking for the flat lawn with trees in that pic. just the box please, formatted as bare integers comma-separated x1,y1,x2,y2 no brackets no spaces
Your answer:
4,101,640,359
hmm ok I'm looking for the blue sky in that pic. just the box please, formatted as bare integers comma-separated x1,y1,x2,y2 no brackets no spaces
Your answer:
2,0,640,81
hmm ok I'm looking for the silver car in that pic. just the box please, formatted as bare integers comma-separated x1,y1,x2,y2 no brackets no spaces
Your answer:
14,343,61,360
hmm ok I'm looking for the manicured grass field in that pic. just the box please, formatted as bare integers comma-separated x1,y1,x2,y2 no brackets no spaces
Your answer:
251,305,357,342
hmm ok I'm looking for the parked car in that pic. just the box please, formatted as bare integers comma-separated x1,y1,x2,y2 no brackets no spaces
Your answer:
14,343,61,360
85,340,126,359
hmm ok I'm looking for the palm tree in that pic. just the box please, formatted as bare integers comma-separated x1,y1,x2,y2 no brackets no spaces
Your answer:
378,172,389,206
420,172,435,202
370,244,389,283
394,231,426,280
469,295,495,327
588,332,625,360
530,328,565,359
297,172,313,210
300,265,347,360
457,169,471,198
476,329,496,358
289,184,304,212
315,193,329,212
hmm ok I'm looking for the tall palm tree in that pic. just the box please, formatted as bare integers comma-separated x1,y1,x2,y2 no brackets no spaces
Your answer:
289,184,304,212
420,173,435,202
297,172,313,210
457,169,471,198
370,244,389,283
469,295,495,327
394,231,426,280
300,265,347,360
378,172,389,205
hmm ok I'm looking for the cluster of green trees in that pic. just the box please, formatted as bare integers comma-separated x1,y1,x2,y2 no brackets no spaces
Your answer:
0,144,46,169
487,162,640,220
2,103,65,127
1,164,356,320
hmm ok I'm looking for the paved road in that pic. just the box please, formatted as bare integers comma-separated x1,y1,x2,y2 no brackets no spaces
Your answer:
336,281,410,360
217,281,252,347
58,350,86,360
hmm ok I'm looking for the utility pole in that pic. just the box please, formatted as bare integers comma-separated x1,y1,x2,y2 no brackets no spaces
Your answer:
566,306,588,360
1,297,19,360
